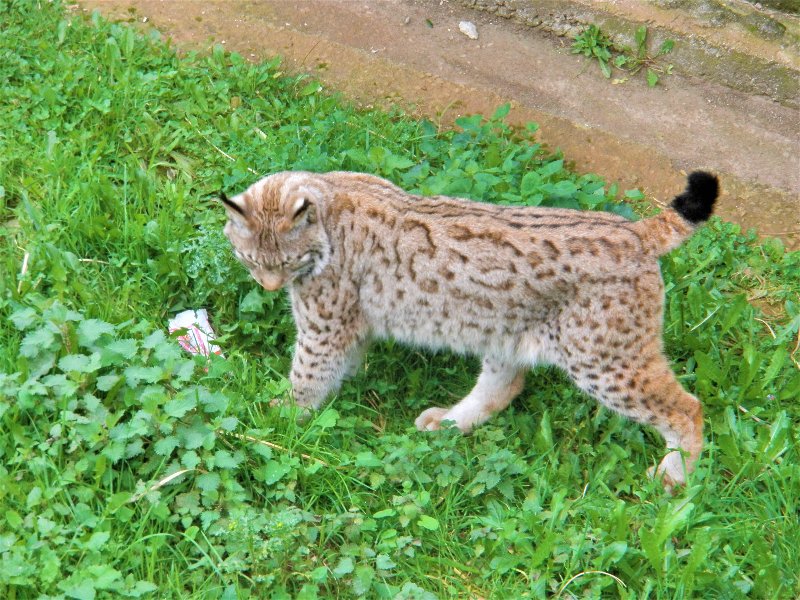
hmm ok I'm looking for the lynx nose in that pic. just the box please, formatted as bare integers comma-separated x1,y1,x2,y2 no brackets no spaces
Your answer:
255,271,286,291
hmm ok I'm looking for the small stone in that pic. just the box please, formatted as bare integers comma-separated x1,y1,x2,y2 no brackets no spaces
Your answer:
459,20,479,40
404,16,411,25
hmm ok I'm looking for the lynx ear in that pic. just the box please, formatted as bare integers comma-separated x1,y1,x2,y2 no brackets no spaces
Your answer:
279,174,324,231
220,191,254,238
289,196,316,224
219,191,247,219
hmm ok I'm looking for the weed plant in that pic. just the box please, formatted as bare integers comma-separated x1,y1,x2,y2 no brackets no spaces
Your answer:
1,1,798,598
572,24,674,87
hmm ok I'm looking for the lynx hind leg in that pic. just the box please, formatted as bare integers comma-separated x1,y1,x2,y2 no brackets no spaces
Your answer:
568,349,703,489
415,357,525,433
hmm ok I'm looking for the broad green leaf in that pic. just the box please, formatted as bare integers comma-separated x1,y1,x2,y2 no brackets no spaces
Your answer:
639,527,663,574
492,103,511,120
375,554,396,570
104,339,138,361
538,159,564,178
353,564,375,596
142,329,167,349
85,531,110,551
20,326,57,357
314,408,339,429
383,153,415,171
763,347,788,383
624,188,645,200
124,365,163,386
179,421,213,450
77,319,115,346
108,492,131,512
297,584,320,600
87,564,122,589
261,460,291,485
154,341,182,363
26,486,42,509
720,294,748,335
196,472,221,492
301,82,321,96
5,510,23,529
164,394,196,418
200,510,220,530
42,373,78,397
240,288,266,313
600,540,628,565
635,25,647,48
218,416,238,431
417,515,439,530
355,451,383,468
9,307,38,330
529,531,556,569
59,353,101,374
213,450,240,469
62,580,96,600
332,556,354,578
695,350,723,384
96,374,121,392
181,450,201,469
659,39,675,55
154,436,179,456
198,389,229,413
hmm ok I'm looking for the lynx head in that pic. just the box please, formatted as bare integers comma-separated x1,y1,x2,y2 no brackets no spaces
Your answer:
221,172,331,291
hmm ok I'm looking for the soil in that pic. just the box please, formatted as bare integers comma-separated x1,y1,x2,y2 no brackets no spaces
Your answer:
79,0,800,249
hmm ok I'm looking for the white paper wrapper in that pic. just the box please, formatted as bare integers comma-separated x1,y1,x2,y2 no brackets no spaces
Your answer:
168,309,223,358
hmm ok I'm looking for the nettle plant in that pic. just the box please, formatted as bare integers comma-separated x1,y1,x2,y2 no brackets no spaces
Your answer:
0,297,248,594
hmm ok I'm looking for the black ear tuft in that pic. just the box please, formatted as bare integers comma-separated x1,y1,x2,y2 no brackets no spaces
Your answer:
671,171,719,224
219,190,246,217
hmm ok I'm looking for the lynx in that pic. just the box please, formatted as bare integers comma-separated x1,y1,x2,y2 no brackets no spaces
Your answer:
221,170,719,488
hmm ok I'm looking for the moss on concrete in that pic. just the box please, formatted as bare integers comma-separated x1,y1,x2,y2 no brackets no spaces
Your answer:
748,0,800,15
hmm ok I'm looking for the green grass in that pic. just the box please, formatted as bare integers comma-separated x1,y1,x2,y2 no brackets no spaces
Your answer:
1,1,799,598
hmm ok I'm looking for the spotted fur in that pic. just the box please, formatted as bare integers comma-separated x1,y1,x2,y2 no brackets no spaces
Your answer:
222,170,719,488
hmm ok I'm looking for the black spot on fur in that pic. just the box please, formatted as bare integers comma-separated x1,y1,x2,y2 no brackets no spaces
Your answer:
671,171,719,224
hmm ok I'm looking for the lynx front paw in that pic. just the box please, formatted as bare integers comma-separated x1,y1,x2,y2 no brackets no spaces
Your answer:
414,407,453,431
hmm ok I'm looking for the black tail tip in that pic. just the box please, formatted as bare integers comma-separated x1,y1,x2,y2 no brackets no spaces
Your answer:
671,171,719,224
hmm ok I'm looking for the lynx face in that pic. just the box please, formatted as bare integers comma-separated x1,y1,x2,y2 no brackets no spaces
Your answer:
221,172,332,290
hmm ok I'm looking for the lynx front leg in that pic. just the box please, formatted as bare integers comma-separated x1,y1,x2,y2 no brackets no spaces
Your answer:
415,358,525,433
290,330,366,410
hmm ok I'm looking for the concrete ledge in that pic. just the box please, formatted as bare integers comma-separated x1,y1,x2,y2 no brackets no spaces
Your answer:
457,0,800,107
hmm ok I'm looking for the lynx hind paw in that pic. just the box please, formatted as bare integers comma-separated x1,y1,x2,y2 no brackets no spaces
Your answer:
415,407,453,431
647,462,683,494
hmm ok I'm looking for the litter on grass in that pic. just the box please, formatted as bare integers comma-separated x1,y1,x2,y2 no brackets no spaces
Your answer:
168,309,223,358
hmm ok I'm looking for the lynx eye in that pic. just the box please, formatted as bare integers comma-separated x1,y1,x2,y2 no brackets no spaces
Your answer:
233,250,258,269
